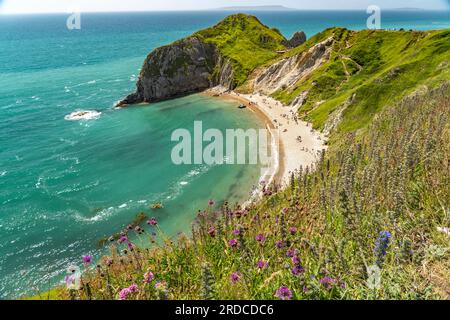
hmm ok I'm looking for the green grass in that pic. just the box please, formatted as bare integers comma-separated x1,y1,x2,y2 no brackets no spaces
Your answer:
194,14,288,87
32,24,450,301
271,28,450,137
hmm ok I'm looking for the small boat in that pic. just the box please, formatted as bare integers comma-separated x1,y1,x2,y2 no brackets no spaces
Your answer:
238,104,247,109
151,203,163,210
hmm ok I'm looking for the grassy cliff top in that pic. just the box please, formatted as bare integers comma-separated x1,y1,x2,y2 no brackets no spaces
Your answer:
194,14,288,86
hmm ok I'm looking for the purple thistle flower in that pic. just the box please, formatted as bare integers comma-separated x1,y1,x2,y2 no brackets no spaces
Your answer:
228,239,239,248
255,234,266,243
256,260,267,269
230,272,241,284
289,227,297,235
291,256,300,265
232,229,240,236
82,255,92,264
291,266,305,276
275,240,284,249
275,286,292,300
118,287,131,300
147,217,158,226
320,277,337,289
118,235,128,244
143,271,154,284
208,226,216,238
128,284,138,293
286,248,296,257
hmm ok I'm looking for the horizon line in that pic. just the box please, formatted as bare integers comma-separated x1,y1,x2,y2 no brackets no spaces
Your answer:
1,8,446,15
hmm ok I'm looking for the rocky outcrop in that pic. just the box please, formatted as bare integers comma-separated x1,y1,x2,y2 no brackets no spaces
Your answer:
250,37,334,95
117,37,234,106
286,31,307,48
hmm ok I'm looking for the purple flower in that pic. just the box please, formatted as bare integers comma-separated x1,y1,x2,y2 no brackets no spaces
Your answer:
286,249,296,257
232,229,240,236
128,284,138,293
289,227,297,235
230,272,241,284
320,277,337,289
118,287,131,300
255,234,266,243
118,235,128,244
147,218,158,226
291,266,305,276
275,286,292,300
82,255,92,264
291,256,300,265
208,199,215,206
143,271,154,283
275,240,284,249
256,260,267,269
208,226,216,238
228,239,239,248
375,231,392,268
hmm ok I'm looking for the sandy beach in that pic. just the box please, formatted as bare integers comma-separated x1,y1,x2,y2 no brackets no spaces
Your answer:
204,86,327,187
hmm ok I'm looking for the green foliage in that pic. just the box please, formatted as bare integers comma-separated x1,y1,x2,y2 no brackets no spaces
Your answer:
194,14,288,86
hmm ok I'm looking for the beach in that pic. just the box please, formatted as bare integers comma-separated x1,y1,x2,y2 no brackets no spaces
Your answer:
204,86,327,186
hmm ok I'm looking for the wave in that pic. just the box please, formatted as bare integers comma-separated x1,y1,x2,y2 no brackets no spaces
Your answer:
64,110,101,121
0,171,7,177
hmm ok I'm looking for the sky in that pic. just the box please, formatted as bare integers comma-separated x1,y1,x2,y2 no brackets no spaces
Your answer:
0,0,449,14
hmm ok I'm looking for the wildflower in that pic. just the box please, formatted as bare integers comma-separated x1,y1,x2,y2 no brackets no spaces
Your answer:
147,218,158,226
155,281,167,291
143,271,154,283
275,240,284,249
320,277,337,289
256,260,267,269
291,266,305,276
289,227,297,235
282,208,289,214
118,287,131,300
230,272,241,284
208,199,215,206
286,248,297,257
118,235,128,244
255,234,266,243
127,242,135,251
228,239,239,248
128,284,138,293
275,286,292,300
208,226,216,238
232,229,240,236
291,256,300,265
105,257,113,267
82,255,92,264
374,231,392,267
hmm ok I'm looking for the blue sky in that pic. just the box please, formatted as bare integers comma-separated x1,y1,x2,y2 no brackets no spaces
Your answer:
0,0,449,14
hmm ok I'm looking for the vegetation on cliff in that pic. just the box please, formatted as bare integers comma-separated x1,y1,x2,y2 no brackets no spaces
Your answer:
34,19,449,300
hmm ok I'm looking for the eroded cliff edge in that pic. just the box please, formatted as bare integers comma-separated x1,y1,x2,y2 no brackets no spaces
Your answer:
116,14,306,107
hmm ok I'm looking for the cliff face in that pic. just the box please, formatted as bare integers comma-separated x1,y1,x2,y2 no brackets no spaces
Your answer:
117,14,292,107
117,38,226,105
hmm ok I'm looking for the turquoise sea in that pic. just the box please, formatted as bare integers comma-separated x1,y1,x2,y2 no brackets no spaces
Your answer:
0,10,449,298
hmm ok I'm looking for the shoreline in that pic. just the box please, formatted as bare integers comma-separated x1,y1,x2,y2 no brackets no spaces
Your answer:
203,86,327,191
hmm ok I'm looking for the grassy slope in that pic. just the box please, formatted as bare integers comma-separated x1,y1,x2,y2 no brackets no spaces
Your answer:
32,26,449,300
272,28,450,138
194,14,288,86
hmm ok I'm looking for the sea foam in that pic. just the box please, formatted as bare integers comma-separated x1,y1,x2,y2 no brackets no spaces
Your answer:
64,110,101,121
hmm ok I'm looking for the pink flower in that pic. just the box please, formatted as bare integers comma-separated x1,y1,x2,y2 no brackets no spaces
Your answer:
228,239,239,248
255,234,266,242
275,240,284,249
82,255,92,264
230,272,241,284
232,229,240,236
147,218,157,226
289,227,298,235
208,199,215,206
256,260,267,269
118,287,131,300
143,271,154,283
275,286,292,300
208,226,216,238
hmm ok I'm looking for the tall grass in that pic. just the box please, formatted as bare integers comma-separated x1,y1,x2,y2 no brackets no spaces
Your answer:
53,84,449,300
